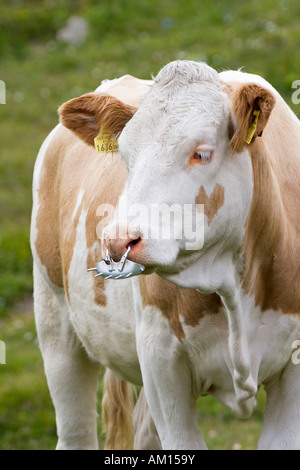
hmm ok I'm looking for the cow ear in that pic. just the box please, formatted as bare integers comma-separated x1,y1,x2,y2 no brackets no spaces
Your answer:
58,92,137,146
229,83,276,153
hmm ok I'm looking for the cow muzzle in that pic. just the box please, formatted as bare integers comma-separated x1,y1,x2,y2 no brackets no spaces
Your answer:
103,232,142,263
87,228,145,280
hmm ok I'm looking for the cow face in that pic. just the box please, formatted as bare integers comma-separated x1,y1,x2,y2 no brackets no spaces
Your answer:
60,61,275,292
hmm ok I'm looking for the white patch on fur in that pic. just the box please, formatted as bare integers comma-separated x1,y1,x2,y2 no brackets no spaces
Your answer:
32,124,61,196
94,77,125,94
115,62,240,273
72,189,84,222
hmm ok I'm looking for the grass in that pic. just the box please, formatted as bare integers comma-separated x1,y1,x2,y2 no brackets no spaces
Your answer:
0,310,57,450
0,0,298,449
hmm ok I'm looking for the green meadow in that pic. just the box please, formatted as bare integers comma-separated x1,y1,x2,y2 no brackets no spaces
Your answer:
0,0,299,450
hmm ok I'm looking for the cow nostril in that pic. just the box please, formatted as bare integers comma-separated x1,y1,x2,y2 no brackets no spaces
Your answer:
127,237,141,250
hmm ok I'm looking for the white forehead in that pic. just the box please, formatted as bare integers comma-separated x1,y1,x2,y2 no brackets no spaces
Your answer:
119,61,229,154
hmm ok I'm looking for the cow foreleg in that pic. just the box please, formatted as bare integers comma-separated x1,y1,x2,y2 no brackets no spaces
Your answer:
258,359,300,450
137,332,207,450
33,263,101,450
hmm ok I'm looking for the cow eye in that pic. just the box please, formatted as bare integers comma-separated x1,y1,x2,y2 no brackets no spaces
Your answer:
192,151,212,163
194,151,211,161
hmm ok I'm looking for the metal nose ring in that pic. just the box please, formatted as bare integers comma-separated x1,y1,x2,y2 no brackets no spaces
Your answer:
87,246,145,280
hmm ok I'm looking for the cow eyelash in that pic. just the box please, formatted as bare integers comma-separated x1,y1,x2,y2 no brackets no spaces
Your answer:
193,151,211,163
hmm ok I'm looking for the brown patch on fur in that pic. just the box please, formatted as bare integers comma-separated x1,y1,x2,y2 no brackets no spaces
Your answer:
86,249,107,306
105,75,153,107
196,184,225,226
229,83,276,153
59,93,137,147
139,274,222,341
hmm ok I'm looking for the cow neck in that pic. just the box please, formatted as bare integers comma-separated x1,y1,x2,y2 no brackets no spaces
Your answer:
215,100,300,415
242,109,300,314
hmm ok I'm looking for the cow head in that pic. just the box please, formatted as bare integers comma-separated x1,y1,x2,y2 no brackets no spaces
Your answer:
60,61,275,293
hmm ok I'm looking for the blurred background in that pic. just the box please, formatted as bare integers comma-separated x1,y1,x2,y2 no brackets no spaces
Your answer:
0,0,299,450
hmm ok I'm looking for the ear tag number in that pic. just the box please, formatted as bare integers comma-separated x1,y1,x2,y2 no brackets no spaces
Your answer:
94,133,119,153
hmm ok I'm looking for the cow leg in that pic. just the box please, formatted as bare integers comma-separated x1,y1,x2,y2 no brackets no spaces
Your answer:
133,388,162,450
140,364,207,450
33,263,101,450
258,359,300,450
136,333,207,450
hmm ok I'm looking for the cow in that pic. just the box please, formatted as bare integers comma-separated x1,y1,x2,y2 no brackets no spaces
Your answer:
31,60,300,450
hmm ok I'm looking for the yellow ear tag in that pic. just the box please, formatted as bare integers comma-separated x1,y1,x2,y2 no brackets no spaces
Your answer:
244,110,260,145
94,133,119,153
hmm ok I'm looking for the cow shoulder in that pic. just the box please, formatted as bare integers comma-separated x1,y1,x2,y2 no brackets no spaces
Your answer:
139,274,222,341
